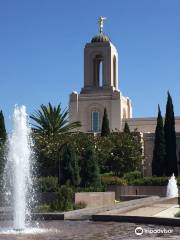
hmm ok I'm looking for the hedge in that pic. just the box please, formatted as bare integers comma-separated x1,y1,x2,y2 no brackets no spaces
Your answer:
35,175,180,191
128,177,168,186
101,175,180,186
101,176,128,186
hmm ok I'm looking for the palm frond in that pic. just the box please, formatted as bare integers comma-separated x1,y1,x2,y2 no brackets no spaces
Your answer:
30,103,81,135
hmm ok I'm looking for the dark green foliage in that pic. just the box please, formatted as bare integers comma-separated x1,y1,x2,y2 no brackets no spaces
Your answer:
101,175,128,186
36,176,59,192
65,132,95,158
0,110,6,189
123,121,130,133
31,103,81,178
101,108,110,137
50,184,73,211
107,133,142,177
101,175,169,186
94,135,113,173
123,170,142,182
30,102,81,135
75,185,105,192
35,192,87,213
176,177,180,186
174,211,180,218
61,144,80,186
0,111,6,143
33,109,144,180
164,92,178,176
36,151,59,178
152,105,166,176
81,146,101,188
126,176,168,186
34,204,51,213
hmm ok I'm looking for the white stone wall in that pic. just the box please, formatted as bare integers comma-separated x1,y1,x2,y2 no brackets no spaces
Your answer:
69,90,133,133
122,117,180,133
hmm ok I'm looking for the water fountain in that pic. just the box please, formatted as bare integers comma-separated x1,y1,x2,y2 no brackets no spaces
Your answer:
0,106,180,239
166,173,179,198
4,105,34,231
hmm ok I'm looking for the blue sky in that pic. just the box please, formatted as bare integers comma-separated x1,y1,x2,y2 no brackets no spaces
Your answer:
0,0,180,129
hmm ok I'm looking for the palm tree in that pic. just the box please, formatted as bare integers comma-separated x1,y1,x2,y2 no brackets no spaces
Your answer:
30,102,81,135
31,103,81,178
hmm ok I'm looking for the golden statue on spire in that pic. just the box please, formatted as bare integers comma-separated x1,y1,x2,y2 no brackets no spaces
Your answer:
99,16,107,34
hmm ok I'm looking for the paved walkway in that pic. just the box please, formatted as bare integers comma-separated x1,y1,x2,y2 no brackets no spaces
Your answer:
94,198,179,219
64,196,159,220
116,204,177,217
92,197,180,226
154,205,180,218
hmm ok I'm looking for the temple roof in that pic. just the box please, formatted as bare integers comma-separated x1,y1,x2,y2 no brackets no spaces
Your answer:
91,33,110,43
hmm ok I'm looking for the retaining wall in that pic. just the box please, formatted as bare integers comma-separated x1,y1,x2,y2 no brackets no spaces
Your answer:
107,185,180,200
75,192,115,208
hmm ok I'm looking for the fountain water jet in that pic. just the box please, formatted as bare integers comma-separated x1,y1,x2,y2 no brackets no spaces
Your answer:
5,105,33,230
166,173,179,198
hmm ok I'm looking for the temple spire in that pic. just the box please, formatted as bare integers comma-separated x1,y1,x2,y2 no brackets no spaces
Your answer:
99,16,107,34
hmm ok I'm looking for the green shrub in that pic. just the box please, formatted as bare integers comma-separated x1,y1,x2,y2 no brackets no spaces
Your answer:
80,146,101,188
34,204,51,213
101,176,127,186
127,177,168,186
176,178,180,185
36,176,59,192
123,171,142,183
101,175,169,186
175,211,180,218
50,184,73,211
75,185,105,192
73,201,87,210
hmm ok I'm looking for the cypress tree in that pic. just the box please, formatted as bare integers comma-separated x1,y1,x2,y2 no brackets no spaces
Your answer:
101,108,110,137
0,111,6,143
124,121,130,133
61,144,80,186
152,105,166,176
164,92,178,176
0,110,6,189
81,146,101,188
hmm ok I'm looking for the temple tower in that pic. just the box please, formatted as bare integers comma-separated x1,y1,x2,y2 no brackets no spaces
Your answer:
69,17,132,132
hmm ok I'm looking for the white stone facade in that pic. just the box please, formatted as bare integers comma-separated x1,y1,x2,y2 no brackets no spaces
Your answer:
69,23,180,176
122,117,180,133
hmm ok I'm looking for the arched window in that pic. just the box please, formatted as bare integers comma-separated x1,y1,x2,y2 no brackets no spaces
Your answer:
113,55,116,88
91,111,100,132
93,55,103,87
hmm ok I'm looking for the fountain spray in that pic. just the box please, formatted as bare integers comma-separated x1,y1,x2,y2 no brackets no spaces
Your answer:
6,105,33,230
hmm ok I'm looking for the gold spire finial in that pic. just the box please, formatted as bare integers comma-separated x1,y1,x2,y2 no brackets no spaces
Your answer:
99,16,107,34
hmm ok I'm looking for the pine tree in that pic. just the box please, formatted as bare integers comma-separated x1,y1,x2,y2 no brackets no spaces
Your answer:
164,92,178,176
124,121,130,133
81,146,101,188
101,108,110,137
61,144,80,186
152,105,166,176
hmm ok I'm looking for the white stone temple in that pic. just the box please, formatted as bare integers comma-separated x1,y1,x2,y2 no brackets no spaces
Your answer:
69,17,180,176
